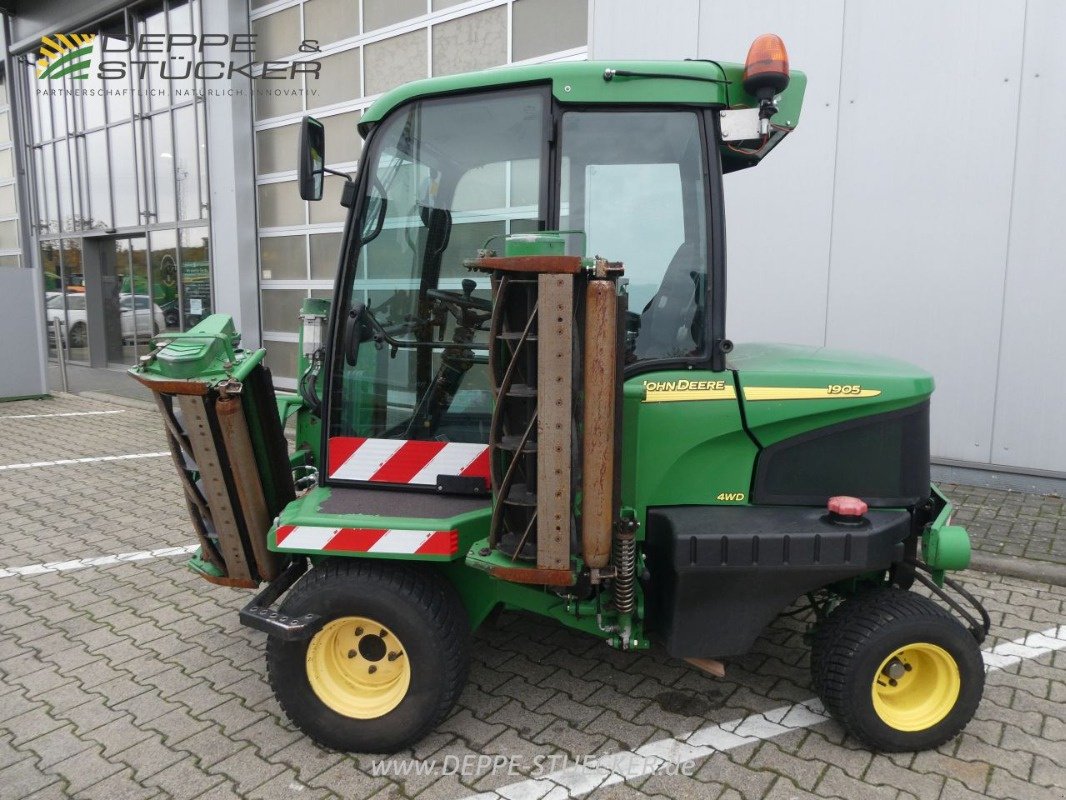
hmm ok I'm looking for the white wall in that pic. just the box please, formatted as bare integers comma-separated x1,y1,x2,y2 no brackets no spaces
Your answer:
591,0,1066,475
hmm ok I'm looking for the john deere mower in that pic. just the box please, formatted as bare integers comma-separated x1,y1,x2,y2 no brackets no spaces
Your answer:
132,35,989,754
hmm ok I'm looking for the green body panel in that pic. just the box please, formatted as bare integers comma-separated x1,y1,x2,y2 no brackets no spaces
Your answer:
269,486,624,643
439,557,619,637
131,314,255,384
620,370,756,525
276,393,304,425
268,486,491,562
923,485,971,577
295,408,322,469
504,232,564,256
729,342,934,446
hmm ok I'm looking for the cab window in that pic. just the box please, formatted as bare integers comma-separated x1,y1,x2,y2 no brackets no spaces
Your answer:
559,110,709,363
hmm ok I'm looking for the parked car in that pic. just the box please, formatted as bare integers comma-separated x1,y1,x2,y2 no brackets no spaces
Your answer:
45,293,165,349
119,294,166,341
46,292,88,348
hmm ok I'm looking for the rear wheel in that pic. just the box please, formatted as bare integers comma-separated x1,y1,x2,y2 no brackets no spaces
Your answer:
810,587,983,751
266,559,469,753
69,322,87,349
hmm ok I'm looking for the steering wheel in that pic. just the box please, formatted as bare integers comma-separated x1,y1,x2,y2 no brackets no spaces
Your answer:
426,279,492,321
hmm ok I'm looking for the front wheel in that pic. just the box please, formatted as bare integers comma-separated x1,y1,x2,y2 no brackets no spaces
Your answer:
810,587,984,752
266,559,469,753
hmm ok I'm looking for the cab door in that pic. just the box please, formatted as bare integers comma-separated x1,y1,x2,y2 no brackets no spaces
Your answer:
323,88,549,492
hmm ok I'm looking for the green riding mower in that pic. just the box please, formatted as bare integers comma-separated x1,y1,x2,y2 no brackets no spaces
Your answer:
131,35,989,754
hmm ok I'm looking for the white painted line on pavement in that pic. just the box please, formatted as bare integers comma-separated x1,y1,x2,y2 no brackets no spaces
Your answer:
0,452,170,471
0,410,126,420
0,544,198,579
462,624,1066,800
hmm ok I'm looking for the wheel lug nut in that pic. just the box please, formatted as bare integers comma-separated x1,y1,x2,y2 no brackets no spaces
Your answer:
889,678,898,687
387,651,402,661
368,665,377,674
904,663,913,671
347,649,357,659
379,629,387,638
355,627,364,636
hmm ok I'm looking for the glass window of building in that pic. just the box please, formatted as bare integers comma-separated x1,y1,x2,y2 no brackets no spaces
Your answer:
21,1,213,372
304,0,360,47
513,0,589,61
0,68,19,266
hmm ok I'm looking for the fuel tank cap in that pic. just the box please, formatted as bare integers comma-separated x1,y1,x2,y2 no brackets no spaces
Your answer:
827,495,868,519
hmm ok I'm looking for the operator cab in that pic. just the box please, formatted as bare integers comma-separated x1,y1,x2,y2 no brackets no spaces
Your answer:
303,66,754,494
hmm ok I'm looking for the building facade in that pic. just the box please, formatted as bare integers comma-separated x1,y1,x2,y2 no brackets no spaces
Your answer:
1,0,587,390
2,0,1064,478
588,0,1066,478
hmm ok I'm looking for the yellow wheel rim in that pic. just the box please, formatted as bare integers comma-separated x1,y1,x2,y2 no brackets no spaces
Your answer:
306,616,411,719
871,642,961,732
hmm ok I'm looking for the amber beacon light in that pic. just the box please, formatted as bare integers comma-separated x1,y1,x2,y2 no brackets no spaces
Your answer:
742,34,790,135
742,33,790,99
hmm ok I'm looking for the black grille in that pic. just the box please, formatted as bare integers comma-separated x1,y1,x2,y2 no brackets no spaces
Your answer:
752,401,930,507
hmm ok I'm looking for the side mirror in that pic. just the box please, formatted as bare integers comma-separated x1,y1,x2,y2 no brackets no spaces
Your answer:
298,116,325,201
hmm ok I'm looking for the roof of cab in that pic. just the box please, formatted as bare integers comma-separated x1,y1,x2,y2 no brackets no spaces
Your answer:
358,60,805,137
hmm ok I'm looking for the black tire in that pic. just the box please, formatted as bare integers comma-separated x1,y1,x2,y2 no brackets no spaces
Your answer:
69,322,87,349
810,587,984,752
266,559,469,753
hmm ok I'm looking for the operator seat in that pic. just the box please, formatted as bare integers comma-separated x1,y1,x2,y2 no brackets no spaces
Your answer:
633,241,705,360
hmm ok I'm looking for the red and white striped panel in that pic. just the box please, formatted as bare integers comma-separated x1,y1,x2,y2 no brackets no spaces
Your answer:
327,436,490,487
274,525,458,556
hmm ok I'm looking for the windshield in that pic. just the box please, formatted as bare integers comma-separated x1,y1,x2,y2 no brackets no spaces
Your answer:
327,90,715,490
330,88,546,449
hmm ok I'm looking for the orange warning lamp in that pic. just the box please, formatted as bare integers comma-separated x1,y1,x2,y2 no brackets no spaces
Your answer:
742,33,790,100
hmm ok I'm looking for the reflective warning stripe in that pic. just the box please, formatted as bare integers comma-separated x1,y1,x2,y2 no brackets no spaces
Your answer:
274,525,458,556
327,436,490,487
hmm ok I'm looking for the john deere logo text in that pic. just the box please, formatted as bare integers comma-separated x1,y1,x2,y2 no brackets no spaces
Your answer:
37,34,96,80
642,379,736,403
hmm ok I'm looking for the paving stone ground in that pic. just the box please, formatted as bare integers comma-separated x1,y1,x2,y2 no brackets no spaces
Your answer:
0,394,1064,800
942,482,1066,567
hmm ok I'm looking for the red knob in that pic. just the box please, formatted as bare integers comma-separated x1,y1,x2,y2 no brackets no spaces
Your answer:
828,496,868,517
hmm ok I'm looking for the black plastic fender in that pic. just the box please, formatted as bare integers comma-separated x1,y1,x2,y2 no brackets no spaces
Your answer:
643,505,912,658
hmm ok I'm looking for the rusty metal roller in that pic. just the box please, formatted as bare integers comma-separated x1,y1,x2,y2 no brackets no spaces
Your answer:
581,263,618,569
216,388,281,582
